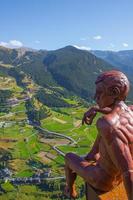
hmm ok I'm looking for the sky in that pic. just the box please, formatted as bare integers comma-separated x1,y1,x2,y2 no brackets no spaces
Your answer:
0,0,133,51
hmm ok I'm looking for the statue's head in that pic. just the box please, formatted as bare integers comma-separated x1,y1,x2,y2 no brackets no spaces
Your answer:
94,70,130,108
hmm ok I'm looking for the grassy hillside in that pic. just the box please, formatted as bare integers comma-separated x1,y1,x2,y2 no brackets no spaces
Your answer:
0,71,94,199
0,45,116,102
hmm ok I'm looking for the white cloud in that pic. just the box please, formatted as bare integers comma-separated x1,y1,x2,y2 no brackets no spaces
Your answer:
122,43,129,47
73,45,91,51
93,35,102,40
10,40,23,47
0,40,23,48
0,42,8,47
35,40,40,44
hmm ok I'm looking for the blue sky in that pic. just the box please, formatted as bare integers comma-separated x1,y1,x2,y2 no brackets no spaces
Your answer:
0,0,133,51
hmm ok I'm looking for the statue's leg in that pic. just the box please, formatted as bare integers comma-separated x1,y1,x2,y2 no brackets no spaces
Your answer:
85,183,101,200
64,164,77,198
64,152,96,198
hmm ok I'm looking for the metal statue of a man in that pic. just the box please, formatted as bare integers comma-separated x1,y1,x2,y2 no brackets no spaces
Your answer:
64,70,133,200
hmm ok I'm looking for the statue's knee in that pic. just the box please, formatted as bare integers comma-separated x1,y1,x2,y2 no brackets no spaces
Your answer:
65,152,73,161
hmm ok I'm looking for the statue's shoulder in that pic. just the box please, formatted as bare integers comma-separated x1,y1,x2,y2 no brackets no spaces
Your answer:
97,115,130,145
96,116,114,130
96,116,116,144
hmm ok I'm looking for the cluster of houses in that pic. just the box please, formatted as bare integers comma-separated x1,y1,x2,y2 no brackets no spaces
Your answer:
7,96,30,107
0,168,12,179
0,121,15,128
1,169,52,185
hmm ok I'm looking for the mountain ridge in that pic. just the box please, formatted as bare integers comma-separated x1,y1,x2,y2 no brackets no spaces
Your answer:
0,45,133,102
91,50,133,82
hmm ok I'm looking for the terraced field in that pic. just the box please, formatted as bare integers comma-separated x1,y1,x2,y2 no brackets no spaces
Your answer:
0,75,97,199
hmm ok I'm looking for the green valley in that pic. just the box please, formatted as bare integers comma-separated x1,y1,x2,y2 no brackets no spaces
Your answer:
0,71,97,199
0,45,132,199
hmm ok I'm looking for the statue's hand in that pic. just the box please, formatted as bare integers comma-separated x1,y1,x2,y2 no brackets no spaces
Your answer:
82,106,112,125
84,152,100,162
82,106,98,125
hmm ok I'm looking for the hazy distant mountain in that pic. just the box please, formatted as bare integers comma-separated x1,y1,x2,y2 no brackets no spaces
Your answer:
91,50,133,81
0,45,133,102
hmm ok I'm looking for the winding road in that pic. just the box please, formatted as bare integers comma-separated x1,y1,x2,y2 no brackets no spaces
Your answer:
36,126,77,157
0,105,78,183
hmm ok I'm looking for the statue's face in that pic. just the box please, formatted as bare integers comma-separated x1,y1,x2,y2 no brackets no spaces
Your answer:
94,82,115,108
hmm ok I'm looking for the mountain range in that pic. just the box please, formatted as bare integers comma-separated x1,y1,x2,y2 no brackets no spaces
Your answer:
0,45,133,104
91,50,133,82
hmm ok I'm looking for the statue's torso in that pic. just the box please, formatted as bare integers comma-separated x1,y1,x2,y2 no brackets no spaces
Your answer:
96,105,133,190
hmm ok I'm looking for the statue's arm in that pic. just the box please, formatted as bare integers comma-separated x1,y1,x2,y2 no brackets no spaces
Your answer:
84,133,100,161
82,106,112,125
